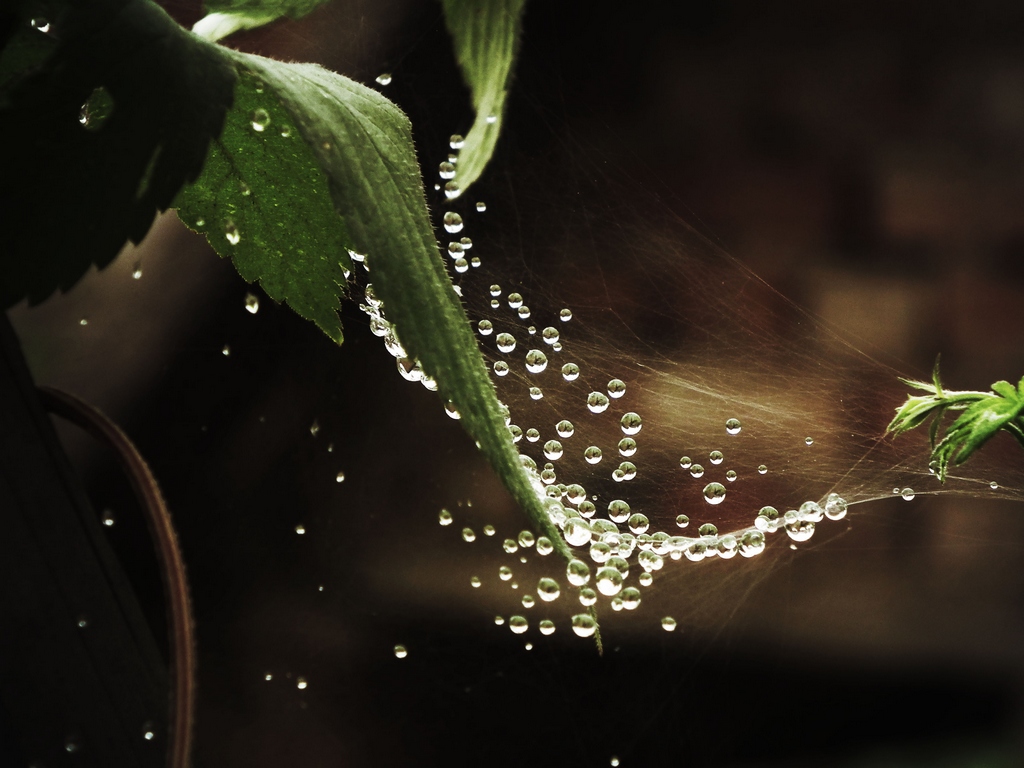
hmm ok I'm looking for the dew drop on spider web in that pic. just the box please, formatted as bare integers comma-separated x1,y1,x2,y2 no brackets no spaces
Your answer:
393,645,407,658
561,363,580,381
675,514,689,528
571,613,597,637
901,488,915,501
725,470,737,482
449,134,465,149
607,379,626,398
537,577,560,602
709,450,723,464
620,412,642,435
496,333,516,353
587,392,610,413
618,438,637,456
559,308,572,321
476,201,487,212
508,616,528,634
529,387,543,400
689,463,704,478
556,420,575,438
462,527,476,543
725,418,742,435
525,349,548,373
244,293,259,314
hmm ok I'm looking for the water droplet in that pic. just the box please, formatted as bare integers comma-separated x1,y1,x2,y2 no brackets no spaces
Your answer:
521,594,535,608
496,332,516,353
447,241,464,257
393,645,407,658
486,114,497,124
483,525,496,536
444,401,461,420
805,437,814,446
689,463,704,478
537,577,560,602
131,263,143,279
444,181,460,198
595,567,623,596
678,456,692,469
618,438,637,457
507,292,523,308
517,305,532,319
525,349,548,373
438,509,453,526
499,565,513,581
582,446,602,464
580,393,611,418
462,527,476,542
561,363,580,381
31,17,51,33
675,514,689,528
571,613,597,637
294,524,305,535
296,677,308,689
494,616,505,625
101,509,115,527
538,619,556,636
559,308,573,322
758,464,768,474
250,108,270,132
461,237,473,252
476,201,487,212
439,161,456,179
541,327,560,346
901,487,915,501
477,319,493,336
529,386,544,400
620,412,642,435
638,571,653,586
709,450,723,464
824,493,848,520
725,418,742,435
661,616,678,632
620,587,641,610
244,293,259,314
336,471,345,483
77,616,88,628
785,514,815,542
617,461,637,480
990,481,999,490
493,360,509,376
224,219,240,245
608,499,631,523
450,134,465,149
628,513,649,534
376,73,392,85
725,470,737,482
509,615,528,634
280,126,291,138
222,344,231,356
555,420,575,438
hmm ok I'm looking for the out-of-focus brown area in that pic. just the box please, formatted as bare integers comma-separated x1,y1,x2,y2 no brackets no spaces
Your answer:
9,0,1024,765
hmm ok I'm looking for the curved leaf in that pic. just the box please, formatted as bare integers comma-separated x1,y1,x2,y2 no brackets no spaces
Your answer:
174,66,351,342
441,0,526,198
177,50,573,563
192,0,331,43
0,0,235,308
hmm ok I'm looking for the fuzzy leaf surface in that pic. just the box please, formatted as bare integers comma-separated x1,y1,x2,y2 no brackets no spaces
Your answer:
441,0,526,197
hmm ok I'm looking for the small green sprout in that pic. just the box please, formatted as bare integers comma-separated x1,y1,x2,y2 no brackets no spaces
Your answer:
888,357,1024,482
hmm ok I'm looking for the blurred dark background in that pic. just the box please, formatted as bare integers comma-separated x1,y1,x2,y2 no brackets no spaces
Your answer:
10,0,1024,765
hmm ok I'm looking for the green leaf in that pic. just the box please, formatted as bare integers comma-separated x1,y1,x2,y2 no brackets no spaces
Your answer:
933,394,1024,479
0,0,236,309
192,0,331,43
174,67,351,342
441,0,527,198
177,50,574,565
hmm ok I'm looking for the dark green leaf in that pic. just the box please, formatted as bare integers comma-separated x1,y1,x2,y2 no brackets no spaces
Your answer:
441,0,526,197
174,66,351,342
178,50,574,561
192,0,330,42
0,0,235,309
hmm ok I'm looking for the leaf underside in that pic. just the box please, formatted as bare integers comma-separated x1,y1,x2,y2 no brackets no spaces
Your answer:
0,0,235,309
192,0,331,42
441,0,526,198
